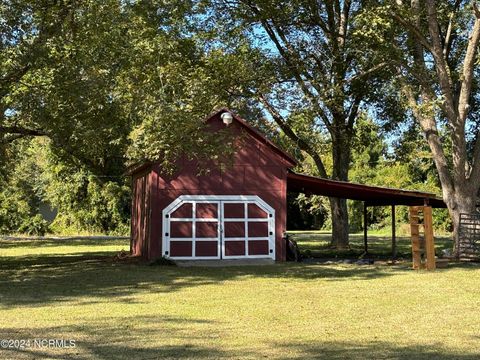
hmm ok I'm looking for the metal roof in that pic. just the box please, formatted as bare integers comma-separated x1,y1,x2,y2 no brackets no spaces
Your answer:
287,171,446,208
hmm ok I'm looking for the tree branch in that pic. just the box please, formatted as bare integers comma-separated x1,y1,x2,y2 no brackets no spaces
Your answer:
308,0,334,38
347,96,361,129
258,93,328,178
469,131,480,184
402,82,455,198
345,62,388,84
458,17,480,123
425,0,457,120
443,0,462,59
391,13,434,54
339,0,351,50
253,13,332,130
0,126,47,137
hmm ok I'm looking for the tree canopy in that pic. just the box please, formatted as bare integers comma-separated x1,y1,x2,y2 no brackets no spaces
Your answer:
1,0,477,244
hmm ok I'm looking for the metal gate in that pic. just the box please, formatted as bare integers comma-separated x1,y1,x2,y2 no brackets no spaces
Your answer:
459,213,480,258
162,195,275,260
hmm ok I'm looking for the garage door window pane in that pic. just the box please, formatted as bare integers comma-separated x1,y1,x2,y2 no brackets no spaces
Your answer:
171,203,192,218
248,222,269,237
248,203,268,218
224,222,245,237
223,203,244,218
196,203,218,218
170,241,192,256
196,222,218,238
170,222,192,238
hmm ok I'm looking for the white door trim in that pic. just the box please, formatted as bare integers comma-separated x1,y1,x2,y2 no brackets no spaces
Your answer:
162,195,275,260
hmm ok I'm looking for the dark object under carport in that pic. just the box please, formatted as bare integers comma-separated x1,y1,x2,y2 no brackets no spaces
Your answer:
285,233,302,262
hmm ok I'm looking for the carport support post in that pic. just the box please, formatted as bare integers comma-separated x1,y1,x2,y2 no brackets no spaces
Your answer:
391,205,397,261
363,202,368,254
423,205,436,270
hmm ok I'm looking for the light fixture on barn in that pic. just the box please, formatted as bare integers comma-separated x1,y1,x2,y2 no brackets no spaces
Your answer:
221,112,233,126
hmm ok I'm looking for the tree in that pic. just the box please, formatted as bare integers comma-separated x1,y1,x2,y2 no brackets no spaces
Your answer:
0,137,132,235
363,0,480,254
0,139,49,235
0,1,137,175
0,1,259,234
202,0,390,247
2,1,251,175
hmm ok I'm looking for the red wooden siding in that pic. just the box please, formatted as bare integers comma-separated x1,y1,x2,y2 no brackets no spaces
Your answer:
171,203,192,218
224,222,245,237
130,171,151,257
170,222,192,237
248,222,269,237
224,203,244,218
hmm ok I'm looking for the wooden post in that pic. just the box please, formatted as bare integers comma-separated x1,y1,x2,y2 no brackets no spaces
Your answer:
423,206,436,270
410,206,422,270
392,205,397,260
363,202,368,254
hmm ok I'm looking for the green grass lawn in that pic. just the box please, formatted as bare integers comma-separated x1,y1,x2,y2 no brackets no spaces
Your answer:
1,236,480,359
289,231,455,260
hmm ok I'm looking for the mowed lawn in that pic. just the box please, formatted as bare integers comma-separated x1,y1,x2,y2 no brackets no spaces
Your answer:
290,230,455,259
1,237,480,359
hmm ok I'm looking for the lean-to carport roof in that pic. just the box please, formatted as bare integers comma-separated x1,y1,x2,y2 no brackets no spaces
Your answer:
287,171,446,208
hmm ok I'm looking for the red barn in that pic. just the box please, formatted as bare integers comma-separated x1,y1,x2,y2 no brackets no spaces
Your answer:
128,108,296,262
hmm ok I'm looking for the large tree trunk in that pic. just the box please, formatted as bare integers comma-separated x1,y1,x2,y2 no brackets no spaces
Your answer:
443,185,477,257
329,197,349,249
328,128,351,249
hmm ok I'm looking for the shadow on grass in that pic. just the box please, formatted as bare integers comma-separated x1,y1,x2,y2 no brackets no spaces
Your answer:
273,341,480,360
0,237,129,249
1,320,479,360
1,248,479,308
0,316,231,360
0,251,402,307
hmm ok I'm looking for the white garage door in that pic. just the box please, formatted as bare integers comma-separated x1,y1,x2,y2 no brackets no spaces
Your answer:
162,195,275,260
